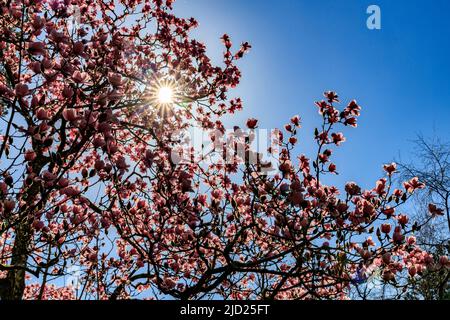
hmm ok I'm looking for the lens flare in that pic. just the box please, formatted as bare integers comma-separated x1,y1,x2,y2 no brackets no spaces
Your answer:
157,86,174,104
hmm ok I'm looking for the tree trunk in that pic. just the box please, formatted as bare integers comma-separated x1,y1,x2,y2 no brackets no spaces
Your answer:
0,160,44,300
2,222,32,300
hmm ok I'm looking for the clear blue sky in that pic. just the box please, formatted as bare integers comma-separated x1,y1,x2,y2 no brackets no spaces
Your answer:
173,0,450,190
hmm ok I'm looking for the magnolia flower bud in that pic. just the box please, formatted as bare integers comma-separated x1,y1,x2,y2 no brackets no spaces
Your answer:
93,137,106,148
3,199,16,212
439,256,449,267
62,86,74,99
382,253,391,264
408,266,417,277
381,224,391,234
24,150,37,162
58,178,70,188
15,83,29,97
36,108,50,120
246,118,258,129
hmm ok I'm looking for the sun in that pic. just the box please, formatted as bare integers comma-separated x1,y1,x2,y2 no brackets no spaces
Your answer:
147,78,183,112
157,86,174,104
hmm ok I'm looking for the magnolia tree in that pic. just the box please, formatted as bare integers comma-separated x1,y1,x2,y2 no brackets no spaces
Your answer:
0,0,448,300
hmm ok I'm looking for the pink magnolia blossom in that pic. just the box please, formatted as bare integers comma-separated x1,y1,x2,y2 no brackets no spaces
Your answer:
246,118,258,129
15,83,29,97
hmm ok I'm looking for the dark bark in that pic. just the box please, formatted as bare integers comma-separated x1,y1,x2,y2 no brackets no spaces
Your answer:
0,159,45,300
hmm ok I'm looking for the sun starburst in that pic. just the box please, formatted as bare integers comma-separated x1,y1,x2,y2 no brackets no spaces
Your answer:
157,86,174,104
148,79,180,108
